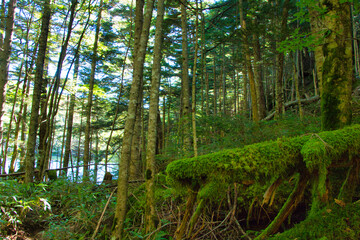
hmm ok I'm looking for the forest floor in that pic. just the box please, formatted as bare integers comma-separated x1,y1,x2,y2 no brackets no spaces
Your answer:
2,109,360,239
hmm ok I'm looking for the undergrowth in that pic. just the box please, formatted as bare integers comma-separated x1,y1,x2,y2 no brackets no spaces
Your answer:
2,112,345,240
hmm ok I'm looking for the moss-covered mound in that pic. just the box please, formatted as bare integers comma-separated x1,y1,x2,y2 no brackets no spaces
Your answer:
268,202,360,240
166,124,360,198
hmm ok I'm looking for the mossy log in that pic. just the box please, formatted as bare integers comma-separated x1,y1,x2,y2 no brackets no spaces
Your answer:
167,124,360,237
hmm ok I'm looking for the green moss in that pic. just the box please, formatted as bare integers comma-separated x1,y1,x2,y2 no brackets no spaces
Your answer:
301,125,360,171
167,124,360,201
166,135,310,193
268,202,360,240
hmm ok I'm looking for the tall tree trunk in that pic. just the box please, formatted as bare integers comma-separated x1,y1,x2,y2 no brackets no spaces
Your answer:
113,0,154,237
213,57,217,115
192,1,199,157
295,51,303,120
129,91,143,180
275,0,289,118
4,63,23,172
83,0,103,181
0,0,16,173
239,0,259,122
104,1,133,172
242,63,249,114
62,53,80,176
312,0,353,130
24,0,51,183
180,0,191,151
145,0,165,231
252,18,266,119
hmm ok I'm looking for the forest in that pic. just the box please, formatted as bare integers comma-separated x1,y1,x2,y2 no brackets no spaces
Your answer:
0,0,360,239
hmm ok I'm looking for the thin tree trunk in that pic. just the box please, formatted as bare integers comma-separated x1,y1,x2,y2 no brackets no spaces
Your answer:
295,51,303,120
275,0,289,118
130,91,143,180
3,65,22,172
104,8,133,173
83,0,103,181
252,18,266,119
24,0,51,183
213,58,217,115
242,63,249,114
0,0,16,173
239,0,259,122
62,54,79,176
180,0,191,151
145,0,165,231
76,114,83,182
192,0,199,157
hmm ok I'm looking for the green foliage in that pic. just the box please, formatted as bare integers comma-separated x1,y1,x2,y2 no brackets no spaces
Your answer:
0,178,116,239
268,202,360,240
0,180,52,237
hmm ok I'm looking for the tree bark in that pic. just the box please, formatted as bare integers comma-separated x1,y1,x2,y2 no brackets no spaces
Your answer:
239,0,259,122
83,0,103,181
24,0,52,183
62,54,80,176
275,0,290,118
112,0,154,237
0,0,16,173
252,18,266,119
317,0,352,130
145,0,165,231
180,0,191,151
191,1,199,157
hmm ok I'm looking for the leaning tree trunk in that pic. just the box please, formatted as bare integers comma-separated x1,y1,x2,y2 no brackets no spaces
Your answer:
24,0,51,183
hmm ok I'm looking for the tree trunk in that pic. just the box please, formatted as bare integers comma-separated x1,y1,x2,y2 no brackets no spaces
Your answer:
145,0,165,231
239,0,259,122
129,91,143,180
275,0,289,118
192,1,199,157
317,0,352,130
213,57,217,115
83,0,103,181
252,18,266,119
0,0,16,173
62,53,80,176
113,0,154,237
24,0,51,183
180,0,191,151
4,64,22,173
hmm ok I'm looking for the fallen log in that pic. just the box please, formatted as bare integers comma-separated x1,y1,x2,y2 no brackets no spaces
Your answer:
263,95,320,121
